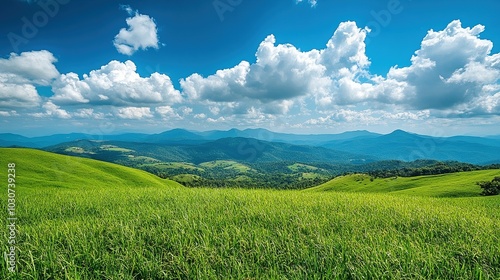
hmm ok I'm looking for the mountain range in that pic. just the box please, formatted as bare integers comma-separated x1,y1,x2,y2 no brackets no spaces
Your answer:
1,128,500,165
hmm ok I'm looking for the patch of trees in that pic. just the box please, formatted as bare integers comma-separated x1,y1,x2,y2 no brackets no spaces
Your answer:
477,177,500,196
368,162,481,178
177,173,329,190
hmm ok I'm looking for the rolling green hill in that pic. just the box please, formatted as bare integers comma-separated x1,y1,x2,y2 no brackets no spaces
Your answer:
199,160,253,172
306,170,500,197
0,148,182,190
1,148,499,279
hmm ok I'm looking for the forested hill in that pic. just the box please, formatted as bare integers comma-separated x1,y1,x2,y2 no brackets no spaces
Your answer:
2,128,500,164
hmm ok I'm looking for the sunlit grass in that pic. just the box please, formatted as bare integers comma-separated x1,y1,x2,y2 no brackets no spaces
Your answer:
307,171,500,197
1,148,499,279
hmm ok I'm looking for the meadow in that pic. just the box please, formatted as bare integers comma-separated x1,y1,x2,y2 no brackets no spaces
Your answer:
307,170,500,197
1,148,499,279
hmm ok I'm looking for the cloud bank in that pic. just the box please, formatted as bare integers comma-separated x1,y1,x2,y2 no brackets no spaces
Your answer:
1,20,499,132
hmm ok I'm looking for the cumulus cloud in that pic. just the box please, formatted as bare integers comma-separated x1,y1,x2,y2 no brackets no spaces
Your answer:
180,32,326,106
0,50,59,85
4,19,500,132
0,50,59,108
114,6,160,55
382,20,500,111
73,108,95,118
51,60,182,106
320,22,370,76
31,101,71,119
207,116,226,123
182,20,499,121
156,105,182,119
305,109,430,125
116,107,153,119
0,83,40,108
176,23,364,124
0,111,16,117
181,21,374,116
43,101,71,118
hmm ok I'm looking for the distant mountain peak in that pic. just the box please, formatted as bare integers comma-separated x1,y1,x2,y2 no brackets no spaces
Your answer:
378,129,421,141
390,129,410,134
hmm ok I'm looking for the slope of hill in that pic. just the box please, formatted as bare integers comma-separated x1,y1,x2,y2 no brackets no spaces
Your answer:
306,170,500,197
0,148,182,189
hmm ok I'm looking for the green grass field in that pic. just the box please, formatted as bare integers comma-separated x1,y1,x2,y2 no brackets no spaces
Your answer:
99,145,135,153
287,163,321,172
143,162,204,172
1,148,499,279
307,171,500,197
199,160,253,173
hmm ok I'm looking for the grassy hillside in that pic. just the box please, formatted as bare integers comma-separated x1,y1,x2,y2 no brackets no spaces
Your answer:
1,149,499,279
199,160,253,172
0,148,183,190
307,170,500,197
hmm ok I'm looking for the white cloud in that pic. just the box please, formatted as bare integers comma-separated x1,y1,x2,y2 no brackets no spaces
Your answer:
31,101,71,119
181,21,372,115
0,111,16,117
51,60,182,106
181,61,251,102
180,107,193,115
155,105,181,119
0,83,40,108
320,22,370,76
382,20,500,110
4,20,500,134
209,106,220,115
0,50,59,86
44,101,71,119
381,110,431,121
305,109,430,125
207,116,226,123
182,34,326,103
0,50,59,108
311,20,500,117
116,107,153,119
114,6,160,56
296,0,317,7
73,108,96,118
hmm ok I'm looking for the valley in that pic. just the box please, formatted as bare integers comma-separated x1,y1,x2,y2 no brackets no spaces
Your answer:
3,128,499,190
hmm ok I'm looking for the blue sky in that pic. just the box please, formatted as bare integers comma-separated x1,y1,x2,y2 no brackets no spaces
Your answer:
1,0,499,136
